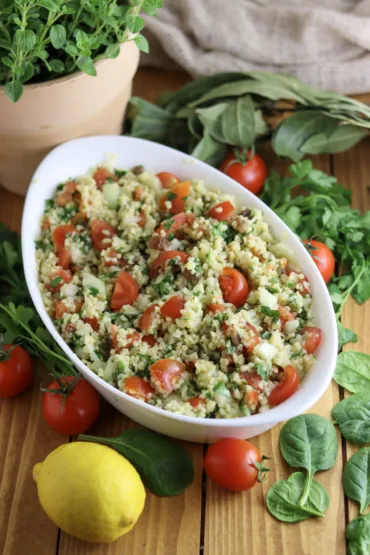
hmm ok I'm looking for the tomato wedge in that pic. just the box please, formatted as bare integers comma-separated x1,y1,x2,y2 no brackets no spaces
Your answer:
111,271,139,310
157,172,180,189
207,201,236,221
47,269,73,292
150,250,189,279
189,396,205,408
150,359,185,393
90,220,117,251
301,327,322,354
138,304,158,332
156,212,190,236
160,295,185,319
241,370,263,390
93,167,117,189
83,317,99,331
278,306,295,330
55,299,82,319
58,246,72,269
219,267,249,308
142,334,157,347
268,365,299,406
52,224,75,253
243,323,260,354
123,376,154,401
160,181,190,214
56,181,79,206
208,303,226,314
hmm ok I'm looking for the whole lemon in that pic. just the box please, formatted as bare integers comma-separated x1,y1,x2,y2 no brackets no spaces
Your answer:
33,442,145,543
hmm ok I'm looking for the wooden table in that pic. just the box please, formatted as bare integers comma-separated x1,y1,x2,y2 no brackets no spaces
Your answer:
0,69,369,555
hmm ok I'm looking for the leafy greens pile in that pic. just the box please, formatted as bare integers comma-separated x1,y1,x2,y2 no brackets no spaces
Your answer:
127,71,370,164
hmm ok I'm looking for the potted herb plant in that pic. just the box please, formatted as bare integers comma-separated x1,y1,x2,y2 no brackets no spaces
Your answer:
0,0,162,195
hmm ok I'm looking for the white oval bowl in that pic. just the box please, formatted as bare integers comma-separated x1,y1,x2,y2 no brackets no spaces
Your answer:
22,136,338,443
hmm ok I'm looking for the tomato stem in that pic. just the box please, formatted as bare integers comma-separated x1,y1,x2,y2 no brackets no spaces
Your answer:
254,455,271,483
0,334,15,362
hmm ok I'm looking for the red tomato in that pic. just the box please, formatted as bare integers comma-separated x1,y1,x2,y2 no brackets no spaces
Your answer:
83,317,99,331
42,376,100,435
220,150,267,195
160,295,185,319
208,303,226,314
103,248,127,268
303,240,335,283
142,334,157,347
160,181,190,214
157,172,180,189
138,304,158,332
55,299,82,319
150,359,185,393
219,267,249,308
150,250,189,279
90,219,117,251
245,389,259,409
204,438,266,491
134,186,144,201
0,345,33,398
72,211,87,225
301,327,322,354
58,247,71,269
93,167,117,189
268,365,299,406
56,181,79,206
52,224,75,253
155,212,193,236
286,267,310,295
278,306,295,330
189,396,205,408
207,201,236,221
138,209,146,229
47,269,73,292
122,332,141,350
243,323,260,354
241,370,263,390
111,271,139,310
123,376,154,401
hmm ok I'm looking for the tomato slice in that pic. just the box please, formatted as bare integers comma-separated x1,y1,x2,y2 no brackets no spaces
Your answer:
245,389,259,409
150,359,185,393
102,248,127,267
241,370,263,390
242,323,260,354
160,181,190,214
47,269,73,292
83,317,99,331
52,225,75,253
301,327,322,354
278,306,295,330
157,172,180,189
134,186,144,201
55,299,82,319
156,212,187,235
111,271,139,310
150,250,189,279
208,303,226,314
138,304,158,332
93,167,117,189
90,220,117,251
58,247,72,269
268,365,299,406
189,396,205,408
207,201,236,221
123,376,154,401
160,295,185,319
56,181,79,206
142,334,157,347
219,267,249,308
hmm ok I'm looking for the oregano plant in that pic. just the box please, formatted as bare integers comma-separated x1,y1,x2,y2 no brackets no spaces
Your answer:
0,0,162,102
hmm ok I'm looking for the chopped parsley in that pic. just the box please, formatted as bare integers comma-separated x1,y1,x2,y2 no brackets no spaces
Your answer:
117,360,125,373
89,287,99,296
215,312,228,324
255,363,269,381
167,192,178,201
260,306,280,323
291,351,303,359
163,218,174,230
212,222,237,244
35,239,43,250
50,276,63,288
267,287,279,294
225,338,236,354
152,273,174,297
261,331,272,340
167,232,175,241
115,169,126,178
44,199,54,211
56,183,64,191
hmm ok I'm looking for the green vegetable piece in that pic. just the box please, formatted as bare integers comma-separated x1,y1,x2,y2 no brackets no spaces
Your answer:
50,276,63,288
266,472,330,522
343,448,370,514
346,513,370,555
331,393,370,445
260,306,280,323
333,351,370,393
220,95,255,149
279,414,338,505
337,321,358,351
79,428,194,497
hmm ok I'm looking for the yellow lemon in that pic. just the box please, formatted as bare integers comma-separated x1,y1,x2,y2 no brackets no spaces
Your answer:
33,442,145,543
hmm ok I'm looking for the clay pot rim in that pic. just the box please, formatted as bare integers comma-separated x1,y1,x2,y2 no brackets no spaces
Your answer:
0,41,132,96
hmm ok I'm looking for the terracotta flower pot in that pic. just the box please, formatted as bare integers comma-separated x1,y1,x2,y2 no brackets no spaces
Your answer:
0,41,140,196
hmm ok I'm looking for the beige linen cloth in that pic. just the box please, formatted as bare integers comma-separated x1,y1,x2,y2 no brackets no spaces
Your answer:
142,0,370,93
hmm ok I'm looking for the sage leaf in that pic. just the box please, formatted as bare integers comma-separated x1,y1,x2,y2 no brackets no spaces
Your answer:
343,448,370,514
266,472,330,522
220,95,255,148
333,351,370,393
347,513,370,555
79,428,194,496
300,125,367,155
128,97,174,141
196,102,229,143
332,393,370,445
191,131,227,166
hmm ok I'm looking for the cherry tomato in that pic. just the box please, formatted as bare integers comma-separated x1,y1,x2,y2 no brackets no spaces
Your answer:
138,304,158,332
56,181,79,206
160,181,190,214
207,201,236,221
52,224,75,253
42,376,100,435
243,323,260,354
123,376,154,401
157,172,180,189
241,370,263,390
208,303,226,314
83,317,99,331
150,250,189,279
150,359,185,393
138,209,146,229
111,271,139,310
268,365,299,406
58,247,72,269
55,299,82,319
189,396,205,408
0,344,33,398
47,269,73,292
278,306,295,330
103,248,127,268
301,326,322,354
204,438,265,492
93,167,117,189
220,150,267,195
160,295,185,319
303,240,335,283
122,332,141,350
156,212,192,236
72,211,87,225
90,219,117,251
134,186,144,201
142,334,157,347
219,267,249,308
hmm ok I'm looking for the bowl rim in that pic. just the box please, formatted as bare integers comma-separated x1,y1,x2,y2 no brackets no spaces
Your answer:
22,135,338,429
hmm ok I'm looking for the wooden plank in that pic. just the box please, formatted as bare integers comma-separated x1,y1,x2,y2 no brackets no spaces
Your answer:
204,154,346,555
332,139,370,524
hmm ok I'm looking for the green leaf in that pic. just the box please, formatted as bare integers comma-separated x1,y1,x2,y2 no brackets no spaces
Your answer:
220,95,255,149
14,29,37,51
50,25,66,49
49,59,64,73
105,43,120,59
352,268,370,304
134,34,149,54
337,321,358,350
300,124,367,155
196,102,229,143
37,0,58,11
346,513,370,555
0,312,21,343
4,81,24,103
343,448,370,514
332,393,370,445
126,14,145,33
77,56,96,77
191,131,227,167
79,428,194,496
266,472,330,522
260,306,280,322
75,29,90,51
333,351,370,393
128,97,174,141
141,1,157,15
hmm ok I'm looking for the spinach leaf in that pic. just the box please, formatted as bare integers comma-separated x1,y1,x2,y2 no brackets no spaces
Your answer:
79,428,194,497
266,472,329,522
343,448,370,514
333,351,370,393
279,414,338,505
347,513,370,555
337,321,358,350
332,393,370,445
